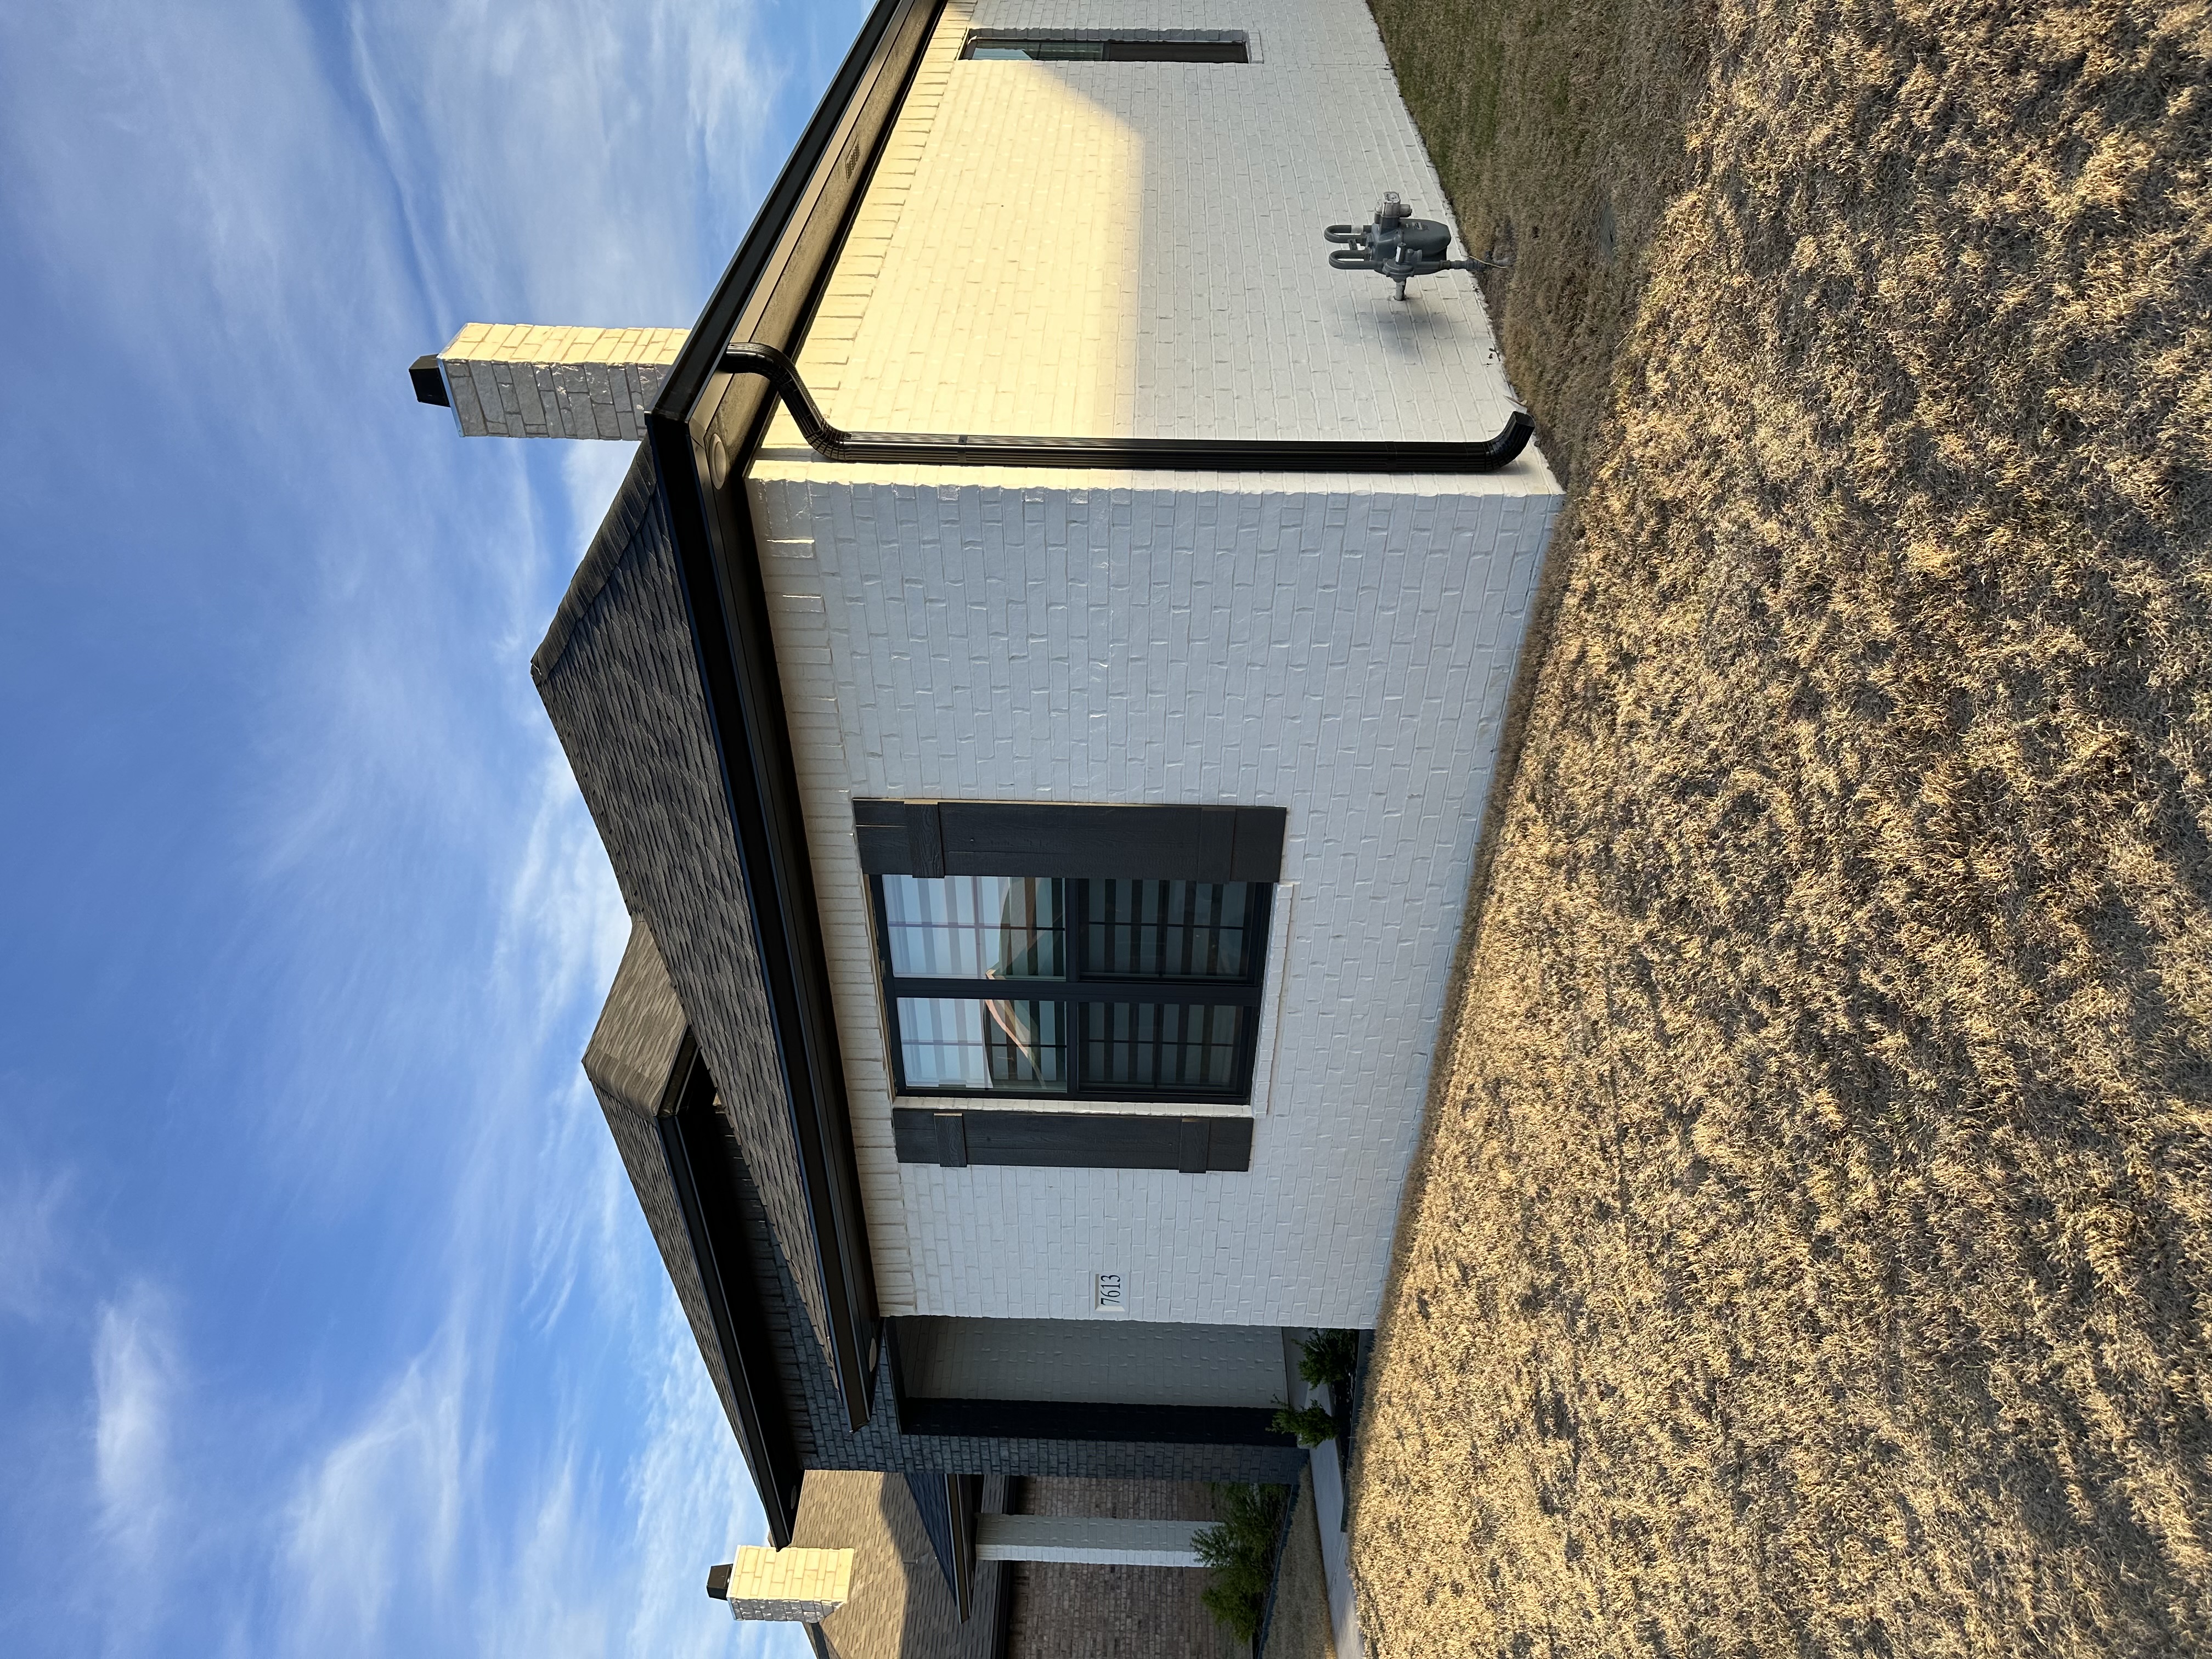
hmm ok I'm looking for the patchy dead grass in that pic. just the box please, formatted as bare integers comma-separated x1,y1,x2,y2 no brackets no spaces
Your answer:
1354,3,2212,1655
1261,1470,1339,1659
1373,0,1714,495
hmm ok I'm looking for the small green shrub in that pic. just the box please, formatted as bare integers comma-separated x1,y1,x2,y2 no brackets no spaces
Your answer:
1271,1401,1338,1446
1194,1482,1288,1643
1298,1329,1358,1393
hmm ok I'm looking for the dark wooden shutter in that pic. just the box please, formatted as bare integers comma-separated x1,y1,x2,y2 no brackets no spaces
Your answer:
854,800,1285,882
891,1108,1252,1172
854,798,945,876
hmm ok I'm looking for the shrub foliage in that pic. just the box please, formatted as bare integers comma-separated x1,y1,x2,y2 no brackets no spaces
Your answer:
1194,1482,1289,1643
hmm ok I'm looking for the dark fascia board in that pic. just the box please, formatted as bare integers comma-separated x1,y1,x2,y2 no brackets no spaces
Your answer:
720,340,1533,471
901,1471,979,1623
654,1038,809,1543
648,0,938,432
949,1473,979,1621
645,0,943,1434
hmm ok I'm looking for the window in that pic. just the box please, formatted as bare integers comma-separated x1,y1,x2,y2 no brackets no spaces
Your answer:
872,875,1272,1101
961,31,1249,63
854,802,1286,1108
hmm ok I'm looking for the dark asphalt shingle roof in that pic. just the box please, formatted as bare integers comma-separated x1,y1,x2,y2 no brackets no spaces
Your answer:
534,442,836,1364
794,1471,1007,1659
582,913,690,1120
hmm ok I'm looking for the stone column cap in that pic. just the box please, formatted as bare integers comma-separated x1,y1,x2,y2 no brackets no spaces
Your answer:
707,1544,855,1622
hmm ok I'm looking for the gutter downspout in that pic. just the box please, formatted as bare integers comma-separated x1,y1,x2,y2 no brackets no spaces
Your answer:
721,342,1534,472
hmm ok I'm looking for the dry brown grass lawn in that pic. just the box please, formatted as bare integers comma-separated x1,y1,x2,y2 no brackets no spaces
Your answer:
1261,1471,1339,1659
1352,3,2212,1655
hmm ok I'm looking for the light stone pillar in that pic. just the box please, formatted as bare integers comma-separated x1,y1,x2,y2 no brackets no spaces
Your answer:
706,1545,855,1622
426,323,690,441
974,1514,1210,1567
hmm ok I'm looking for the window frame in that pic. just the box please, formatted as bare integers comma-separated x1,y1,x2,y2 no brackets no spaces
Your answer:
958,29,1252,63
868,874,1276,1104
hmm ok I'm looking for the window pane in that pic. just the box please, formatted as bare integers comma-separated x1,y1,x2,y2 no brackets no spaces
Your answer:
1102,40,1247,60
1084,881,1256,979
882,876,1064,980
1081,1003,1246,1092
896,998,1068,1093
963,37,1248,61
967,39,1104,59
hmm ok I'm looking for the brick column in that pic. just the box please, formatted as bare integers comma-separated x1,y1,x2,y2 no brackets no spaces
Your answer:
433,323,689,441
706,1545,855,1621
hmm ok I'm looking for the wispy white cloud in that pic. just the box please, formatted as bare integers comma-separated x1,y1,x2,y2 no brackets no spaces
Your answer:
1,0,850,1652
92,1288,180,1571
0,1164,70,1322
620,1293,785,1659
558,443,646,586
341,0,792,347
466,1269,794,1659
483,1452,614,1657
281,1340,470,1652
262,672,783,1658
0,0,410,431
273,1127,798,1659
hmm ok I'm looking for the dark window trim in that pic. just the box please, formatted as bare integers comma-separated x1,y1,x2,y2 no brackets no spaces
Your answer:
960,30,1250,61
903,1396,1295,1446
645,0,944,1434
892,1107,1252,1172
856,800,1286,883
653,1038,809,1543
871,876,1273,1103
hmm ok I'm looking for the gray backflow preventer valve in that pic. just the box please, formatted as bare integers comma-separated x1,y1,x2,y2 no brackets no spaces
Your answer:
1325,193,1508,300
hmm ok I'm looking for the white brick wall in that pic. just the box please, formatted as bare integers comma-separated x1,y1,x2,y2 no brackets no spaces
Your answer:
753,480,1555,1328
441,322,686,439
721,1545,854,1621
746,0,1562,1329
761,0,1525,455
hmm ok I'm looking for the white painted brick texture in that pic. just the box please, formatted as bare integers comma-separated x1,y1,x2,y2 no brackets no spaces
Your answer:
746,0,1564,1328
754,479,1556,1329
722,1545,854,1621
760,0,1534,456
442,322,686,440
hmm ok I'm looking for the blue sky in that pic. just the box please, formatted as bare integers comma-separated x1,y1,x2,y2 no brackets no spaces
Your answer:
0,2,861,1654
